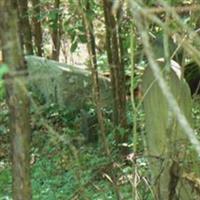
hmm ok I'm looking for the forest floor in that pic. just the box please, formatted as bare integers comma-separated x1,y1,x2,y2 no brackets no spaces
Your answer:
0,96,200,199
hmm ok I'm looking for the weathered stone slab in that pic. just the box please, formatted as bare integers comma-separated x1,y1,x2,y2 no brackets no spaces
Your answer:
26,56,111,110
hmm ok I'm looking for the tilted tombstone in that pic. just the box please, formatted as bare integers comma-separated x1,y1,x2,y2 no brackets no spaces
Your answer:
142,59,193,199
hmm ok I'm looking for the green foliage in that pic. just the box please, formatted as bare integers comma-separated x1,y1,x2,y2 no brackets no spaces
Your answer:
32,157,78,200
97,53,109,71
0,64,9,79
48,8,61,30
0,61,8,101
0,81,5,101
192,97,200,135
0,168,12,198
1,95,199,199
0,102,8,136
63,20,87,52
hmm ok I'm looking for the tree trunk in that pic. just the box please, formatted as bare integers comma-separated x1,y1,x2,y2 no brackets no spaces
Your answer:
32,0,43,56
51,0,61,60
17,0,33,55
0,1,32,199
102,0,118,125
79,0,110,155
102,0,127,144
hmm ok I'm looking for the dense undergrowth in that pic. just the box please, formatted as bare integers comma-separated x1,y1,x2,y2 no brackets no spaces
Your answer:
0,94,200,199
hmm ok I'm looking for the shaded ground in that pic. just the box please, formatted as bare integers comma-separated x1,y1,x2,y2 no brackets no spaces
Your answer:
0,96,200,199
